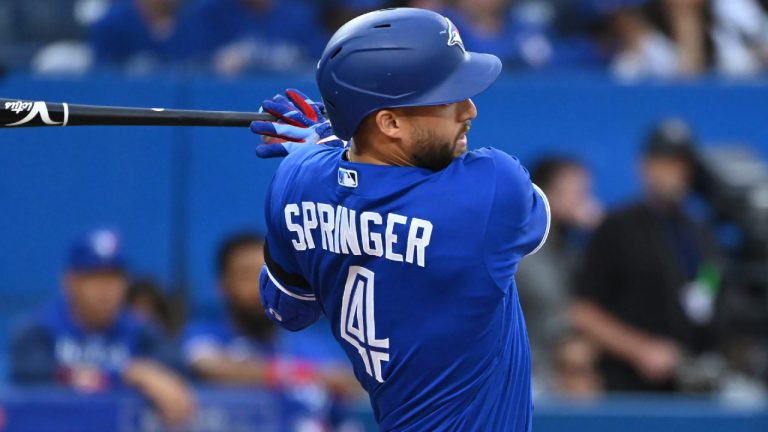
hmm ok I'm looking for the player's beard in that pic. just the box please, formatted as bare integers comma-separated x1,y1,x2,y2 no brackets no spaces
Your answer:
410,125,467,171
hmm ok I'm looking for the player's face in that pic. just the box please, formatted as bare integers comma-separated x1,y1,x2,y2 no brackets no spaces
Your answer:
402,99,477,171
221,245,265,310
65,271,127,329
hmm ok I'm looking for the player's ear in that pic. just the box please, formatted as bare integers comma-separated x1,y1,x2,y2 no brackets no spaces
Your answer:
375,109,402,140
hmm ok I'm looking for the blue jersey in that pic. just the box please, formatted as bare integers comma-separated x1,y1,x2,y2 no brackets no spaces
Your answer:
263,145,549,431
182,320,276,365
182,319,345,363
10,298,179,388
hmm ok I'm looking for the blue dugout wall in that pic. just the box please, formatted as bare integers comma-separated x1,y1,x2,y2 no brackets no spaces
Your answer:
1,73,767,319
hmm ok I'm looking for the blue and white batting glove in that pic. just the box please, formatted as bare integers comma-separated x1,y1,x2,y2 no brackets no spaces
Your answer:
250,89,347,159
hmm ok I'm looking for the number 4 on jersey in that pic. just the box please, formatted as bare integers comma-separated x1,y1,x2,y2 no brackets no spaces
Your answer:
340,266,389,383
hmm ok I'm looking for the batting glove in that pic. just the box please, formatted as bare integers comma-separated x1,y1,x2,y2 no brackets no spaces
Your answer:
250,88,347,158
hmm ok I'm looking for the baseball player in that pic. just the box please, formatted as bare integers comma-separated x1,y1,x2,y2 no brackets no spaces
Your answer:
249,8,550,431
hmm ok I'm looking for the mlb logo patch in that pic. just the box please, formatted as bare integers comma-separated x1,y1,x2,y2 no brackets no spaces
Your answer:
338,168,358,188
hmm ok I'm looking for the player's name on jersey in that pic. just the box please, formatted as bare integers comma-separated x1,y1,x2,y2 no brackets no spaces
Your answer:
284,202,433,267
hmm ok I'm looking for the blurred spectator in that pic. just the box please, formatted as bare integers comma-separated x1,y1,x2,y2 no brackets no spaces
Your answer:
10,229,195,425
5,0,767,77
183,232,276,379
586,0,681,79
126,277,176,335
437,0,603,69
663,0,709,76
517,157,603,398
553,334,603,397
184,0,327,76
319,0,388,34
442,0,558,68
710,0,768,76
5,0,111,73
183,232,360,397
590,0,768,79
8,0,84,46
88,0,199,73
571,119,724,392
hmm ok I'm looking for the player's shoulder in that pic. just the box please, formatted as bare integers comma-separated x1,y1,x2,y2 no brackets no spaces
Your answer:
272,145,342,191
461,146,523,166
457,147,530,182
278,144,343,172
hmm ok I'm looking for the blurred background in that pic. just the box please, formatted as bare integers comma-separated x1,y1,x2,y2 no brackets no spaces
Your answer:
1,0,768,431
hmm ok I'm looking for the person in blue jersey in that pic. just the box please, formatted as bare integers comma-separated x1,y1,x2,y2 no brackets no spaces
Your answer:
10,229,195,426
248,8,550,431
88,0,201,72
182,0,326,75
183,232,359,397
183,233,278,375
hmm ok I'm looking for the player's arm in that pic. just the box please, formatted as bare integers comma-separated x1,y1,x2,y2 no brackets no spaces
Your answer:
522,183,550,256
481,149,550,291
260,240,322,332
255,105,326,331
495,150,549,256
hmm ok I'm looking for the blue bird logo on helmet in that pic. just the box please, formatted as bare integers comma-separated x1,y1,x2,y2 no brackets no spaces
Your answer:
444,17,465,53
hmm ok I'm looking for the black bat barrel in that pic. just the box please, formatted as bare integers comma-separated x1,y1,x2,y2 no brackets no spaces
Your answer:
0,98,274,128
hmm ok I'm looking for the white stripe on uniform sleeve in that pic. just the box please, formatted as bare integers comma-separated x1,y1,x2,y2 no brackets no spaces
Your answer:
527,183,551,256
265,265,316,302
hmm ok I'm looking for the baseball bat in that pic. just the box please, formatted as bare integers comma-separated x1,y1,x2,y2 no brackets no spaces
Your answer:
0,98,276,128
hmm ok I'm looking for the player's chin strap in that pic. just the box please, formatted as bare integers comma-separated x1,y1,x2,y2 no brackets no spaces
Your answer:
263,241,312,291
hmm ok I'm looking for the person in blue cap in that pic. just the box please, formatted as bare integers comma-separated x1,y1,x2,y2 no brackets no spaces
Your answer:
248,8,549,431
10,229,195,426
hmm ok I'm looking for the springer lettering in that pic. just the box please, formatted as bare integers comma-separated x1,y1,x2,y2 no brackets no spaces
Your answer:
285,202,433,267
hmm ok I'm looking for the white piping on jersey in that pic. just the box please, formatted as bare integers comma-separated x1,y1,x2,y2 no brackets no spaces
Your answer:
527,183,551,256
317,135,342,145
265,265,316,302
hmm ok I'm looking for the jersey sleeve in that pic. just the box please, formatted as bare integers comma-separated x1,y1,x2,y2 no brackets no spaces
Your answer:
483,149,551,290
262,161,322,331
263,167,315,299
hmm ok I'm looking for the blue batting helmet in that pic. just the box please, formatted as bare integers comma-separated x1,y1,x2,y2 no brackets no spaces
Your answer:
316,8,502,140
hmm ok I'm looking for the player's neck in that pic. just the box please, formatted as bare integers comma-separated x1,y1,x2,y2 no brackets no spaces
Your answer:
348,139,416,167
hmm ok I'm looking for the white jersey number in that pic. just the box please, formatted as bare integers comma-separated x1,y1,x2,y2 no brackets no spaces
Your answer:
340,266,389,383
